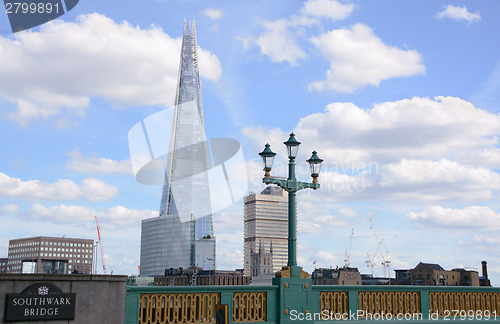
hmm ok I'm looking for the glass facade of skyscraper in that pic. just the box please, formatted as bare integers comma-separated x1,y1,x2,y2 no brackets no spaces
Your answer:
140,19,215,277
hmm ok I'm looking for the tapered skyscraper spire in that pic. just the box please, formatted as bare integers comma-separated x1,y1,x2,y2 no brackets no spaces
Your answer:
140,19,215,276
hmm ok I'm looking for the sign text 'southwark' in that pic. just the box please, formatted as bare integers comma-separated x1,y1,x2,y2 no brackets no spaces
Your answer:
4,282,76,322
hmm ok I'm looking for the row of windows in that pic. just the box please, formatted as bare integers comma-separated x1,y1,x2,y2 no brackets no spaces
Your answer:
10,258,90,265
8,264,92,272
9,241,92,249
9,253,90,260
40,247,91,253
69,265,91,269
10,254,36,259
9,241,40,248
40,253,90,259
10,247,38,253
40,241,91,247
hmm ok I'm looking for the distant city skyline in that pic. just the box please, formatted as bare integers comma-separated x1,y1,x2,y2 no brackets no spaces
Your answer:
0,1,498,284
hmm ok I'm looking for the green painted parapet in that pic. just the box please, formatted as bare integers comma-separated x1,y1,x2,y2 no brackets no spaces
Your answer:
125,282,500,324
311,285,500,323
125,284,279,324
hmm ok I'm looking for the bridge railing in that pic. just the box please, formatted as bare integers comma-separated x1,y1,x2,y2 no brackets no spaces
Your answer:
126,285,279,324
126,284,500,323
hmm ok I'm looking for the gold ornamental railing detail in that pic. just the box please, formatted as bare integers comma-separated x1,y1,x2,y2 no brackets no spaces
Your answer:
320,291,348,314
358,291,420,316
430,292,500,317
139,293,220,324
232,292,267,322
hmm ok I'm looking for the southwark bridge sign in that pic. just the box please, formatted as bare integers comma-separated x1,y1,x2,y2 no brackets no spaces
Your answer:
4,282,76,322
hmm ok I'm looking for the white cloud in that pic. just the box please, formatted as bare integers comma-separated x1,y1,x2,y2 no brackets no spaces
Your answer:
407,206,500,230
122,257,136,265
294,96,500,165
66,148,132,174
213,210,244,270
380,159,500,202
381,159,496,186
81,178,119,201
462,235,500,250
319,171,374,196
301,0,354,21
255,19,306,66
0,172,118,201
203,8,224,20
435,5,481,24
299,220,323,236
1,204,19,214
242,96,500,203
0,13,222,126
244,0,354,66
309,23,425,92
21,203,156,227
338,207,358,218
303,249,340,268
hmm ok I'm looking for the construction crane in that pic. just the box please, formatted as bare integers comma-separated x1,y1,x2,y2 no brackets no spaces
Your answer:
370,218,390,278
95,216,107,274
365,240,381,277
381,239,391,278
365,252,376,276
344,228,354,268
92,241,100,274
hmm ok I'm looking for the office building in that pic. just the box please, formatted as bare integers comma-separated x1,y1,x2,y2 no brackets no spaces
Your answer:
140,19,215,276
244,186,291,277
6,236,93,274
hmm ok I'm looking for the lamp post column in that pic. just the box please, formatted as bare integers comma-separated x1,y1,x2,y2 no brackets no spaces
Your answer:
288,190,297,267
287,154,297,268
286,139,298,268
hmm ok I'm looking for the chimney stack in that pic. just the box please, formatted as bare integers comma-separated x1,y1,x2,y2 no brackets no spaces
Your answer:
481,261,488,279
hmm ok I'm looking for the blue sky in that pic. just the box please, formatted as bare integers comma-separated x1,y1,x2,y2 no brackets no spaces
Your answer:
1,0,500,282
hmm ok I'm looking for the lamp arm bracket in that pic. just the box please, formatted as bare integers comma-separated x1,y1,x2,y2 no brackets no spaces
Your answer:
262,178,320,191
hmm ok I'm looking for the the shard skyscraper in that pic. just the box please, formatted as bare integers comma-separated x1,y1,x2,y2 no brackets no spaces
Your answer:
140,19,215,276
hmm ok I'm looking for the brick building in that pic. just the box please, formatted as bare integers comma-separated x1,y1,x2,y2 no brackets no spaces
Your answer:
408,262,479,286
6,236,94,274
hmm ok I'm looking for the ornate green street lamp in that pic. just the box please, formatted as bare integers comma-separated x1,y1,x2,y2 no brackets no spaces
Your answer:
258,133,323,279
258,143,276,178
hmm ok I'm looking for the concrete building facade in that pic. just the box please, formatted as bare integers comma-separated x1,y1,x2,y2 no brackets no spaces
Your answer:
243,186,291,277
6,236,93,275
